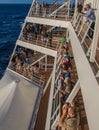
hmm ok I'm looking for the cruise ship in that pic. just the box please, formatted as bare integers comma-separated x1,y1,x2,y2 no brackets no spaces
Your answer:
0,0,99,130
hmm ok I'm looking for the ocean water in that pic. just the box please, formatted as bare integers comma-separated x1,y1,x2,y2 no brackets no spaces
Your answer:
0,4,30,79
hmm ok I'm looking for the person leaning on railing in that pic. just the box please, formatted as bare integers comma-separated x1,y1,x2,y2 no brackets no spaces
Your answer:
80,4,96,38
59,102,78,130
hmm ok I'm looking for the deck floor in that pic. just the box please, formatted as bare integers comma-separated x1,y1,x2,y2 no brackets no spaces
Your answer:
34,83,51,130
77,91,89,130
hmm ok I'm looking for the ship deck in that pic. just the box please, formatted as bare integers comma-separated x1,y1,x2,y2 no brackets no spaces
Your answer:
0,1,99,130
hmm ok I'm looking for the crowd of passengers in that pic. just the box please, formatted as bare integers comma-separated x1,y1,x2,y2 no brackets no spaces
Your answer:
9,47,44,83
22,3,96,47
56,38,79,130
57,3,96,129
22,23,53,47
30,0,74,17
31,1,51,16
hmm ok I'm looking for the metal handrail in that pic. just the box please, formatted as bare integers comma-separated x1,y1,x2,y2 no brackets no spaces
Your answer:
20,33,62,51
51,104,60,120
8,64,48,86
72,13,99,76
30,53,45,66
29,9,74,20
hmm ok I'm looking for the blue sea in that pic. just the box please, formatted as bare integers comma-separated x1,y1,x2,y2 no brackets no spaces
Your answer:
0,4,30,79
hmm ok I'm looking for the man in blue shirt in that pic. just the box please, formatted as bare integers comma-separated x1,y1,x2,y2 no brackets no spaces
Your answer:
80,4,96,38
85,4,96,21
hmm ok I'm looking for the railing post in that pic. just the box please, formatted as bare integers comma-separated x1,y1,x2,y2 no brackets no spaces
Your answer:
90,3,99,62
73,0,78,24
66,81,80,103
45,55,47,71
86,44,91,56
96,70,99,78
67,0,70,17
45,56,57,130
81,21,92,45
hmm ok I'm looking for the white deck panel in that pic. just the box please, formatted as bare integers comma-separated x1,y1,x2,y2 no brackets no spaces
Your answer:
0,71,41,130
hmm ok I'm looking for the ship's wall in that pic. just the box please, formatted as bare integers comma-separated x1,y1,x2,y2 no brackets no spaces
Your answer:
0,71,14,88
0,81,16,123
0,72,16,124
0,70,41,130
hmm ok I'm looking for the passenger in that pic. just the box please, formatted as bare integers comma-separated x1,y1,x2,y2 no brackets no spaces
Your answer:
61,46,66,56
24,58,31,66
41,1,45,14
35,2,40,16
26,24,31,34
63,42,69,51
58,103,69,128
33,24,38,38
63,52,72,69
22,66,27,77
22,26,28,40
47,30,52,47
44,35,48,46
30,1,36,16
11,53,18,65
77,2,83,13
39,24,43,37
59,85,72,105
16,62,22,72
80,4,96,38
41,1,45,9
62,57,70,67
66,107,77,130
59,104,78,130
70,100,77,112
63,69,71,80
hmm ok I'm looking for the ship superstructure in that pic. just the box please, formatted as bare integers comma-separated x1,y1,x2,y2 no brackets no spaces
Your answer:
0,0,99,130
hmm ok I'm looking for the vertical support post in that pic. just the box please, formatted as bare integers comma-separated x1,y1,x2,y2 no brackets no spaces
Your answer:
66,81,80,103
66,29,69,42
90,3,99,62
96,70,99,78
81,21,92,45
86,44,91,56
68,0,71,17
39,61,41,69
45,55,47,71
73,0,78,23
45,56,57,130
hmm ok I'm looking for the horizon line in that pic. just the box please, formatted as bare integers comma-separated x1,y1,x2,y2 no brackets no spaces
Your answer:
0,3,31,4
